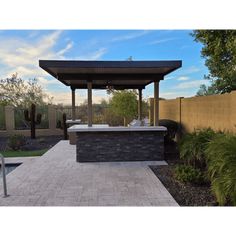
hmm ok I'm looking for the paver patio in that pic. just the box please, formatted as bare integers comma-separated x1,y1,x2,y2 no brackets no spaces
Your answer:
0,141,178,206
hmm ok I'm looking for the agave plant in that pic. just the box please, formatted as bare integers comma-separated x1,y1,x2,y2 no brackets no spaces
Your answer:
206,134,236,206
179,128,216,169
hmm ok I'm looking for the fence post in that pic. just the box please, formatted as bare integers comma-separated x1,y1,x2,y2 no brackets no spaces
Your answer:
5,106,15,132
177,97,184,126
48,105,56,131
176,97,184,141
230,91,236,133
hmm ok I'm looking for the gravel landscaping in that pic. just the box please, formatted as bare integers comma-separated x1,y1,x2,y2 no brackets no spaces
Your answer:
150,140,217,206
0,135,63,151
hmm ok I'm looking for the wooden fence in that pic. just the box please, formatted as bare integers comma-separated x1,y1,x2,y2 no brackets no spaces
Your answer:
149,91,236,133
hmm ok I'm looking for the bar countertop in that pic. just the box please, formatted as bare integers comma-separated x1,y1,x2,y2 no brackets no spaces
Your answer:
68,125,167,132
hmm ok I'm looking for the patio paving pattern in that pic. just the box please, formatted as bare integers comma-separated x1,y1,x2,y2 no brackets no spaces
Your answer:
0,141,178,206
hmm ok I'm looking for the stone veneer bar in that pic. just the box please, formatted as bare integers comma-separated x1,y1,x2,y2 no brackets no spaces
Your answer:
68,126,167,162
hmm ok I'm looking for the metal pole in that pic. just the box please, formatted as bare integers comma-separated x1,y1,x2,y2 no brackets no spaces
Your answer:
0,154,8,197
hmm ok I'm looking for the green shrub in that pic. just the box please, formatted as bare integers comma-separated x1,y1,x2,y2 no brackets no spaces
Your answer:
179,128,216,169
38,137,46,144
174,164,206,184
205,134,236,206
7,134,26,151
159,119,179,142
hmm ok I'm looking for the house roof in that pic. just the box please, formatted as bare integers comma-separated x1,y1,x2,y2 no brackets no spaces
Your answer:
39,60,182,89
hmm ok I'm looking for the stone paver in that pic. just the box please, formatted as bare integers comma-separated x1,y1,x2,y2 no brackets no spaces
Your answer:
0,141,178,206
4,156,38,164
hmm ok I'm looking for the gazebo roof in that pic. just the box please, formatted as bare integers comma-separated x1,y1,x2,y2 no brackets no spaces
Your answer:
39,60,182,89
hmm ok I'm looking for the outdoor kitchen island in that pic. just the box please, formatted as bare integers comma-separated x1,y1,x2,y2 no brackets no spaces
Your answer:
39,60,181,162
68,125,167,162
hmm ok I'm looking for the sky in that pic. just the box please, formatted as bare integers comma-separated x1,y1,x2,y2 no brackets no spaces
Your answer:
0,30,209,105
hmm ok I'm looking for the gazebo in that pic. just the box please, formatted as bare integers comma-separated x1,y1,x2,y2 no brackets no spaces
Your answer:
39,60,182,126
39,60,182,162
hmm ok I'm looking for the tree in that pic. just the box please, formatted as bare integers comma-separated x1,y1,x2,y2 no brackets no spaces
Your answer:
110,90,138,126
192,30,236,95
0,73,53,107
196,84,217,96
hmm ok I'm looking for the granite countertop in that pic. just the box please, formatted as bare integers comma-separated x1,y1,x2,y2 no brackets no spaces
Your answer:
68,125,167,132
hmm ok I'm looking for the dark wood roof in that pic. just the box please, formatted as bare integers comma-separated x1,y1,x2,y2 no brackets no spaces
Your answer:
39,60,182,89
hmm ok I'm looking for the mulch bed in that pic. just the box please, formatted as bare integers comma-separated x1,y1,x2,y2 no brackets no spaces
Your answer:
149,140,217,206
0,135,63,151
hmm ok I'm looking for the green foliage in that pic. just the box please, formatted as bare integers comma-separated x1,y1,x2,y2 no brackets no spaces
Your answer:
196,84,217,96
174,164,206,184
103,105,124,126
54,95,148,127
1,149,47,157
92,100,110,124
205,134,236,206
192,30,236,94
7,134,26,151
110,90,138,126
0,73,53,108
141,99,149,118
179,128,236,205
179,128,216,168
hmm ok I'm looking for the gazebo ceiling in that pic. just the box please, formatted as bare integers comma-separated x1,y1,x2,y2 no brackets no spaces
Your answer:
39,60,182,89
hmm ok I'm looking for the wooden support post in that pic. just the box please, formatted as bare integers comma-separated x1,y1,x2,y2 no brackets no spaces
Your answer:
138,88,142,120
71,87,76,121
87,81,92,127
154,81,159,126
148,98,154,126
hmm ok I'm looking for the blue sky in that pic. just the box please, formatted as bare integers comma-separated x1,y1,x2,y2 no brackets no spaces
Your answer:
0,30,209,104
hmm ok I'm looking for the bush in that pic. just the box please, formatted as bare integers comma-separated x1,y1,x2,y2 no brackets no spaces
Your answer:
159,119,179,142
205,134,236,206
174,164,206,184
179,128,216,169
7,134,26,151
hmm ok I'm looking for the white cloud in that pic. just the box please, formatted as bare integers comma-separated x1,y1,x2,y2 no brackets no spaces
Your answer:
0,31,111,105
37,77,60,86
7,66,37,77
76,48,107,60
175,80,206,89
0,31,66,78
160,91,194,99
149,37,177,45
111,30,150,42
165,76,190,81
57,41,73,56
181,66,201,75
165,76,175,81
177,76,189,81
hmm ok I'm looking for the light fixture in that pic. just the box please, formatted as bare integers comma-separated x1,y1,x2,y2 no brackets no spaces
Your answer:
106,81,114,94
